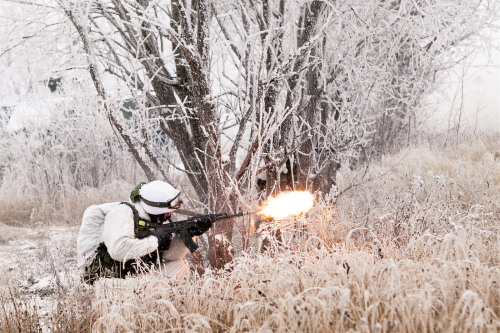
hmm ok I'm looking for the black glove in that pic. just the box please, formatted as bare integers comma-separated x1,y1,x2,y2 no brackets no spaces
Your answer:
150,228,173,251
187,216,214,236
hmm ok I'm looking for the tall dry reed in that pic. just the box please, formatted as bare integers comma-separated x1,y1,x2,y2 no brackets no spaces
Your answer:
1,134,499,332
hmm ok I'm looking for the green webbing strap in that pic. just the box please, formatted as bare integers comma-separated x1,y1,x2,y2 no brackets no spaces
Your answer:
120,202,149,237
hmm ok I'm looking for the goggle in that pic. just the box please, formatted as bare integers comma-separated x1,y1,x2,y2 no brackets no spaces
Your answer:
140,193,182,210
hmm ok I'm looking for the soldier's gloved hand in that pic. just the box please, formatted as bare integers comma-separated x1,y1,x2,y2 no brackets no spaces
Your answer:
150,228,173,251
188,216,214,236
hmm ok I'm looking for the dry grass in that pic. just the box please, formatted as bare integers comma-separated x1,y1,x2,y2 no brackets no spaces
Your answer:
0,283,95,333
1,135,500,332
0,96,147,225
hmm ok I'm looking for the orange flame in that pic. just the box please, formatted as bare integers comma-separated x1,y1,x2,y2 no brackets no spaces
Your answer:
258,191,314,220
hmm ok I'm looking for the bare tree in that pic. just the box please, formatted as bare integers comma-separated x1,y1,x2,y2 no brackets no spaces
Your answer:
211,0,497,197
6,0,491,267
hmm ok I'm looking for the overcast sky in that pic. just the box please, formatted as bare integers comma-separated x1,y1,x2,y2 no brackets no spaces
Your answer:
430,27,500,133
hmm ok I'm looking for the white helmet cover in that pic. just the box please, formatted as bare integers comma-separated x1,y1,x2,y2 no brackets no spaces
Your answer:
139,180,181,215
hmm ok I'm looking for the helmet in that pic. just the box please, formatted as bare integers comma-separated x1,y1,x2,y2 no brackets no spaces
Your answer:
133,180,181,215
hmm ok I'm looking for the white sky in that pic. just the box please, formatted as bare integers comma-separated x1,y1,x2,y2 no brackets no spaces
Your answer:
428,27,500,133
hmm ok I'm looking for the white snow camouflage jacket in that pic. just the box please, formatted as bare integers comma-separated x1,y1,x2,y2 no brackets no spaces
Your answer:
77,201,190,268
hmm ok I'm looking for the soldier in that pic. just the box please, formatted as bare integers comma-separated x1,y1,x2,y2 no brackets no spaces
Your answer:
77,180,212,284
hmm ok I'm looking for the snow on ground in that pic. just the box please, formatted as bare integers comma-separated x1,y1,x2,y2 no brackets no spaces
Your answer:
0,222,83,328
0,222,80,293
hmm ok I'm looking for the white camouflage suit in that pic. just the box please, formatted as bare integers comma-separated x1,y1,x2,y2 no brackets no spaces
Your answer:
101,201,190,280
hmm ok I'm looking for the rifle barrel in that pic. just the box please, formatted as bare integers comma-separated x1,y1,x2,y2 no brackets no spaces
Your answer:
233,211,258,217
176,209,258,218
215,211,258,220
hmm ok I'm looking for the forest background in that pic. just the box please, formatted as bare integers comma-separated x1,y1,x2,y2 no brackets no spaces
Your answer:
1,0,500,331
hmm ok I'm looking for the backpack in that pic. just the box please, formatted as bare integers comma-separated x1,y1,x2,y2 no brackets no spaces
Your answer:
76,202,148,269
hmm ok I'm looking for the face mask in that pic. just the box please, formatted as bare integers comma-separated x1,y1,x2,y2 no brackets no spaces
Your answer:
150,212,171,224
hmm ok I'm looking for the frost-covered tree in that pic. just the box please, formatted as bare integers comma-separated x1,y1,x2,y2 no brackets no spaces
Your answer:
209,0,497,196
60,0,499,267
1,0,496,267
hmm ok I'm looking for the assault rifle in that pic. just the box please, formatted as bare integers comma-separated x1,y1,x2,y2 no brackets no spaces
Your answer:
138,211,255,252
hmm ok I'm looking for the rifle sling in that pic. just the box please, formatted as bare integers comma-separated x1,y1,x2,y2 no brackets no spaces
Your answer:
120,202,150,237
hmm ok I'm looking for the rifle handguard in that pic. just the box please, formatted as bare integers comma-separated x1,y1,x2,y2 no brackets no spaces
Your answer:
140,211,255,253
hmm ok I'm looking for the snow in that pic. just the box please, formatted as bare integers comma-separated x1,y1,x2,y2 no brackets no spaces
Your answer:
0,223,79,281
28,275,55,293
5,102,53,132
